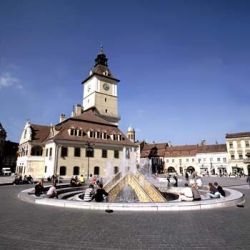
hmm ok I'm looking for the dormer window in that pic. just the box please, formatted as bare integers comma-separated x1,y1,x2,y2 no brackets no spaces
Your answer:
89,131,94,138
103,132,107,139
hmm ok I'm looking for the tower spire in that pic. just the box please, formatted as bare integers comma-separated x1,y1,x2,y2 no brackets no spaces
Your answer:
94,46,108,67
99,43,104,54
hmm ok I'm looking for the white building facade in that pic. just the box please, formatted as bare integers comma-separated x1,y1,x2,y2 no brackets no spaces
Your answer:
226,132,250,175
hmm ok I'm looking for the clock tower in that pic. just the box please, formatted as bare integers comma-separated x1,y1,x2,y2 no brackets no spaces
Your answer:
82,48,120,125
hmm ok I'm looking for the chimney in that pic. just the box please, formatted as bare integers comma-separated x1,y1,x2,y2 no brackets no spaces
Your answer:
60,114,66,123
75,104,82,116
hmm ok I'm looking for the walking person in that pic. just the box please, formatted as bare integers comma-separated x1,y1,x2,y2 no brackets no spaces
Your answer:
247,175,250,187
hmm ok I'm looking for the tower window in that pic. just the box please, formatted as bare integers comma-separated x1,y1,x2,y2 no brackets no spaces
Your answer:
105,98,107,102
105,109,108,113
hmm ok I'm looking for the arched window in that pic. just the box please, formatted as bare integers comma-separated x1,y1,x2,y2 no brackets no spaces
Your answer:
73,166,79,176
94,166,100,176
114,166,119,174
60,166,66,176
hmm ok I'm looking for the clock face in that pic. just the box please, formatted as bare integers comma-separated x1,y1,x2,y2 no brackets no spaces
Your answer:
103,83,110,91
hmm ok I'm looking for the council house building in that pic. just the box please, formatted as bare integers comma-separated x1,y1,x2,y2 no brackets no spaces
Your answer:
16,49,137,179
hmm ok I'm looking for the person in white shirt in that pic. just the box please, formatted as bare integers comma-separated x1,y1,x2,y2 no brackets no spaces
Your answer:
84,184,95,202
179,183,193,201
47,183,58,198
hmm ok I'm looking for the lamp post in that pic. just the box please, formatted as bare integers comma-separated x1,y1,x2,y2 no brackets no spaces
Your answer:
86,142,94,180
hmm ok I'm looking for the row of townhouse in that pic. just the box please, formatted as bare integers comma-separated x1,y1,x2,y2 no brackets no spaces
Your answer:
140,132,250,176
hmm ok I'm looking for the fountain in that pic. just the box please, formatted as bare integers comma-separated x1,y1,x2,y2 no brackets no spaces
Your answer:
115,185,139,203
19,147,246,211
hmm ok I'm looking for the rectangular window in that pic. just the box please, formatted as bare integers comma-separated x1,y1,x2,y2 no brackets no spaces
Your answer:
186,159,189,162
61,147,68,157
166,159,169,163
217,158,220,162
46,149,48,157
246,141,249,147
231,154,235,160
74,147,81,157
223,158,226,163
198,158,201,163
172,159,175,163
229,142,233,148
102,149,107,158
192,158,195,162
114,150,119,159
179,159,182,163
86,147,94,157
239,154,243,159
49,148,52,157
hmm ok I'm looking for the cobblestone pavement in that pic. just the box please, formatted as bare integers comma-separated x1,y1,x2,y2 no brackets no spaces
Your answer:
0,177,250,250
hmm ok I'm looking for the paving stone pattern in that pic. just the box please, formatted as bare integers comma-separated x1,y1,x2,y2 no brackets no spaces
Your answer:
0,177,250,249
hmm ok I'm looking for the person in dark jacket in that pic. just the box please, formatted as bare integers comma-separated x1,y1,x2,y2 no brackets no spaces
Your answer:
93,183,108,202
35,180,44,197
214,182,225,197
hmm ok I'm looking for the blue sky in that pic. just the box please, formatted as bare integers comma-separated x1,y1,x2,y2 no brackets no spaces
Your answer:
0,0,250,145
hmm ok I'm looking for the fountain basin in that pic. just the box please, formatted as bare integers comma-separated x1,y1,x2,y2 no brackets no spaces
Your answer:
18,187,245,211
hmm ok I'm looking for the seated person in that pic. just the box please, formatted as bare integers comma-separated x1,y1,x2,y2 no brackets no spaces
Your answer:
27,175,33,184
83,184,95,202
214,182,225,197
208,182,220,198
47,183,58,198
35,180,44,197
191,184,201,201
74,176,81,186
178,183,193,201
70,176,78,187
93,183,108,202
23,175,29,184
196,177,203,188
79,175,85,184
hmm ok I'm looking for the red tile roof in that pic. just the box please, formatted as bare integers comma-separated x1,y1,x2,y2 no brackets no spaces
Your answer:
30,124,50,143
141,143,227,158
30,110,134,147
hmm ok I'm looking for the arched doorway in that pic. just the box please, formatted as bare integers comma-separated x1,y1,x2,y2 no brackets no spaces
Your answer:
187,166,195,174
114,166,119,174
94,166,100,176
73,166,79,176
60,166,66,176
167,166,176,173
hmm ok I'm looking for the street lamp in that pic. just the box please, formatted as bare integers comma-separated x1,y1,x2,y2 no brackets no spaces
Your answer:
86,142,94,180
